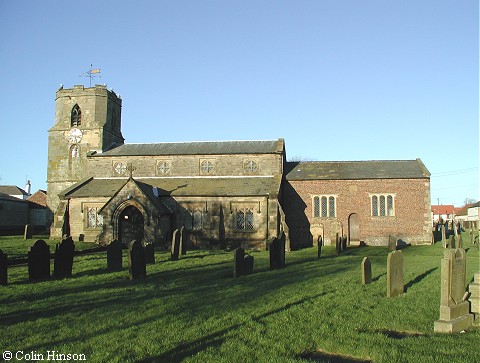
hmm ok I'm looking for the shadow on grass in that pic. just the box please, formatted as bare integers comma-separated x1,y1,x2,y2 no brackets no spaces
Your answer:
404,267,438,292
299,349,373,363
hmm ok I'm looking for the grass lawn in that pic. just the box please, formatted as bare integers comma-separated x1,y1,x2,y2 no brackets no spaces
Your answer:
0,234,479,363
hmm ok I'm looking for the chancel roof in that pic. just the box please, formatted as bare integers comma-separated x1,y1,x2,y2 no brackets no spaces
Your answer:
285,159,430,180
96,139,284,157
64,176,281,198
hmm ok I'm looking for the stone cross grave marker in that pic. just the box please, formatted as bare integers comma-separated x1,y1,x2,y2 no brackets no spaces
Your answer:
434,249,473,332
128,240,146,279
54,236,75,278
361,257,372,285
387,250,404,298
171,229,180,261
107,239,123,271
0,249,7,286
144,243,155,264
28,239,50,281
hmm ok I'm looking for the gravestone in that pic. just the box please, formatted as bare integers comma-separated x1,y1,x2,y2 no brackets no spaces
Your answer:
388,234,396,251
171,229,180,261
243,255,254,276
28,239,50,281
233,247,245,278
317,236,323,259
0,249,7,286
269,235,286,270
468,272,480,324
341,236,347,251
387,250,404,298
24,224,32,240
361,257,372,285
107,240,123,271
144,243,155,264
335,233,341,254
434,249,473,332
128,240,146,279
441,225,447,248
449,235,455,249
180,226,188,255
456,234,463,249
53,236,75,278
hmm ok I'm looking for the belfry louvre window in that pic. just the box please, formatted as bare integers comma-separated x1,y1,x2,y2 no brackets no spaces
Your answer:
71,104,81,127
313,195,336,218
371,194,395,216
236,208,254,231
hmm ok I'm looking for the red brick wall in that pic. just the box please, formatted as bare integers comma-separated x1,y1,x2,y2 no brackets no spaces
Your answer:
283,178,431,248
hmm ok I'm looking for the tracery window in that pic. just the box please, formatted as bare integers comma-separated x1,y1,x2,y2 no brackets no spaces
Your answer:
71,104,81,127
200,160,215,175
244,160,258,174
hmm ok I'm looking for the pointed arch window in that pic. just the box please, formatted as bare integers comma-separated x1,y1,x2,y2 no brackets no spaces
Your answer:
71,104,81,127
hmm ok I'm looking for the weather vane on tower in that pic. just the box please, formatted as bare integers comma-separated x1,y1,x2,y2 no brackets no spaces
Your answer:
80,64,101,87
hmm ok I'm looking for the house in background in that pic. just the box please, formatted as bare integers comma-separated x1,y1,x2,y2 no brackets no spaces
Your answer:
456,202,479,228
0,184,31,200
431,204,459,224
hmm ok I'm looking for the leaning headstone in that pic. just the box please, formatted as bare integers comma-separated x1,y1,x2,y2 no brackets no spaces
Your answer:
233,247,245,278
128,240,146,279
28,239,50,281
24,224,32,240
388,234,397,251
387,250,404,298
144,243,155,264
468,272,480,324
317,236,323,259
171,229,180,261
54,236,75,278
0,249,7,286
361,257,372,285
243,255,254,276
434,249,473,332
107,239,123,271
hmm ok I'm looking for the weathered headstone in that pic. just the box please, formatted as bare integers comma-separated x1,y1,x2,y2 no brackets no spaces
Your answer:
456,234,463,249
233,247,245,278
335,233,341,254
317,236,323,259
28,239,50,281
388,234,396,251
341,236,347,251
468,272,480,324
387,250,404,298
0,249,7,286
180,226,188,255
171,229,180,261
107,239,123,271
128,240,146,279
243,255,254,276
448,235,455,249
269,234,286,269
24,224,32,240
54,236,75,278
144,243,155,264
361,257,372,285
434,249,473,332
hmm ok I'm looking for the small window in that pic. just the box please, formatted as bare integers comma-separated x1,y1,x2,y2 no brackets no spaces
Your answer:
157,160,171,175
313,196,320,217
113,162,127,175
372,196,378,216
313,195,336,218
70,145,79,158
321,197,328,217
71,104,81,127
87,207,103,228
244,160,258,174
235,208,255,231
200,160,215,175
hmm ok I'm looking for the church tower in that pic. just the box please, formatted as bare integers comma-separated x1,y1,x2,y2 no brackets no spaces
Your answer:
47,84,124,234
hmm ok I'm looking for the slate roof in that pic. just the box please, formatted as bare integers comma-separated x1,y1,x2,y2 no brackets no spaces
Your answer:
285,159,430,180
64,176,281,198
0,185,29,197
96,139,284,157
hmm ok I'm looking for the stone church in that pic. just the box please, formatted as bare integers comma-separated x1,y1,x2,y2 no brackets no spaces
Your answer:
47,85,432,250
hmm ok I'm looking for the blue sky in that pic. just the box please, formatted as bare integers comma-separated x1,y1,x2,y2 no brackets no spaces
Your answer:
0,0,478,206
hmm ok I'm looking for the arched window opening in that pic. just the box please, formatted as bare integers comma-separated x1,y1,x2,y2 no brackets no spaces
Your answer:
71,104,81,127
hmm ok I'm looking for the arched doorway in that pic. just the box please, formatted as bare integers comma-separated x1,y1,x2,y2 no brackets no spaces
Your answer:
348,213,360,246
119,205,144,245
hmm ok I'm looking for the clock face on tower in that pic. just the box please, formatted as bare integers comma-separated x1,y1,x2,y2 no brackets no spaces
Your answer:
67,128,83,144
